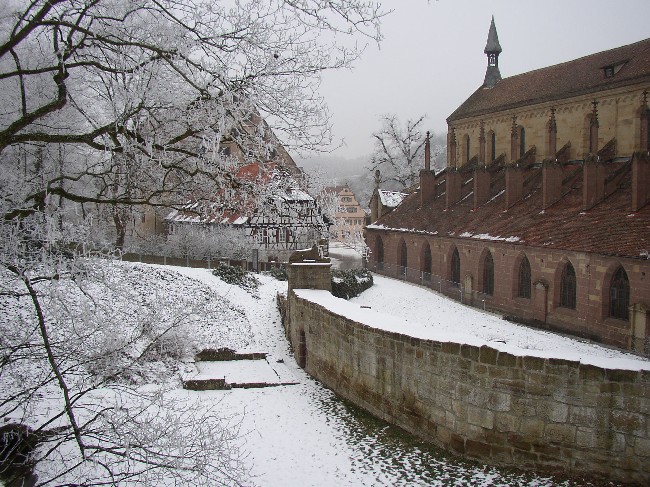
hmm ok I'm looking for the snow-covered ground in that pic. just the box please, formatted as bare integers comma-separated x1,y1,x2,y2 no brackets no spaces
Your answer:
171,264,640,486
4,260,640,486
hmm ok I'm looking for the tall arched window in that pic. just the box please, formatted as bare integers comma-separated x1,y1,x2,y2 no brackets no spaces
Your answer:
559,262,576,309
490,131,496,162
518,256,531,298
610,266,630,320
483,250,494,295
422,243,432,281
399,239,408,277
450,248,461,287
519,126,526,159
464,134,470,163
375,236,384,270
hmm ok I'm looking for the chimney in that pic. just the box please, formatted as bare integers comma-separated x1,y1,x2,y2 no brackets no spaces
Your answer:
542,160,563,209
505,165,524,209
632,151,650,212
582,156,605,211
473,167,491,208
446,169,462,208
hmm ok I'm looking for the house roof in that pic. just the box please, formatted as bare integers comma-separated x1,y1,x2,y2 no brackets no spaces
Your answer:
448,37,650,122
166,162,314,225
368,160,650,260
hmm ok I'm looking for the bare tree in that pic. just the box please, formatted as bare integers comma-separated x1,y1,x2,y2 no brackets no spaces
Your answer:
0,0,386,484
369,114,446,190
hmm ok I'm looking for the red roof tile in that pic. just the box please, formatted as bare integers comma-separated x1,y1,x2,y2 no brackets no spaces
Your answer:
448,38,650,122
371,161,650,260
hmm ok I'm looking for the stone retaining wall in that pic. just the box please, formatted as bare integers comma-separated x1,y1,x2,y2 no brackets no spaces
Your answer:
286,291,650,485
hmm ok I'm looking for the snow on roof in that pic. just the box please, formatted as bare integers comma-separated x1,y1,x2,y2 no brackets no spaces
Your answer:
379,189,408,208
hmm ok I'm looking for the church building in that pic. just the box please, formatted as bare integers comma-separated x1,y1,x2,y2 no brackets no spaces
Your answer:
365,19,650,354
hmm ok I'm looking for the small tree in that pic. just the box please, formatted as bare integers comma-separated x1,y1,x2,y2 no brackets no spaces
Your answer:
369,115,446,190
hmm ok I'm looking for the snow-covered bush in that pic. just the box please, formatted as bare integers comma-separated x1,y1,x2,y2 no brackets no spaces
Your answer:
264,266,288,281
212,264,260,291
331,269,374,299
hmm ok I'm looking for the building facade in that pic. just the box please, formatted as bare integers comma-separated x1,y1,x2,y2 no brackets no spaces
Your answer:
325,185,367,241
365,20,650,354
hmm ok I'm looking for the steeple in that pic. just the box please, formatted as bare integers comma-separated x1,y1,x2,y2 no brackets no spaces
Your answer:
483,16,502,88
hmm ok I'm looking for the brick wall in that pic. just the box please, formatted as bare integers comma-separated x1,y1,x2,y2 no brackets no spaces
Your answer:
368,230,650,352
287,291,650,484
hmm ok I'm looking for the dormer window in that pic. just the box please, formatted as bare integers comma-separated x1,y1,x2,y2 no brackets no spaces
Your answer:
603,61,627,78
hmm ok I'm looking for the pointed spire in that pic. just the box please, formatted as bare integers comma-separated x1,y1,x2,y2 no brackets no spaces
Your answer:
484,16,502,55
483,16,502,89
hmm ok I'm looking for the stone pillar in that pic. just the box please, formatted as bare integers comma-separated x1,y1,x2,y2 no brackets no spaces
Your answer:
640,91,649,151
510,116,519,163
542,160,563,209
589,101,599,154
632,151,650,212
479,122,486,164
424,131,431,171
505,165,524,209
582,157,605,211
473,166,491,209
631,303,648,353
449,127,457,168
445,169,462,209
548,108,557,159
286,246,332,370
420,169,437,207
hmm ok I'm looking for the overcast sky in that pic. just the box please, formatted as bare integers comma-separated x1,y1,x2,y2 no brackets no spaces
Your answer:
317,0,650,160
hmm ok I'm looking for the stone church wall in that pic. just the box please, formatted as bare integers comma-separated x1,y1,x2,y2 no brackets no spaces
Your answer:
287,290,650,485
368,229,650,352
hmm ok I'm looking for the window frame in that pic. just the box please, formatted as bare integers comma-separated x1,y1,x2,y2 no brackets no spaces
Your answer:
517,256,531,299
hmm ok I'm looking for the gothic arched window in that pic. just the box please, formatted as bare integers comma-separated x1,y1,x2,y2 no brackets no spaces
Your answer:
399,239,408,277
559,262,577,309
422,243,432,281
519,126,526,159
483,251,494,296
518,256,531,299
610,266,630,320
450,248,461,287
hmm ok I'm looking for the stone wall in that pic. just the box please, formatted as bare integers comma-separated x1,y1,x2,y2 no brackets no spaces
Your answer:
367,230,650,352
286,290,650,485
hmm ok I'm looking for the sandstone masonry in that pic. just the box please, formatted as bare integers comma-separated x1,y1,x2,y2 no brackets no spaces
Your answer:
285,281,650,484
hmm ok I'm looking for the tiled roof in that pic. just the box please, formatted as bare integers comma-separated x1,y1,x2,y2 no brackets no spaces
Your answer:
448,37,650,122
370,161,650,260
166,162,313,225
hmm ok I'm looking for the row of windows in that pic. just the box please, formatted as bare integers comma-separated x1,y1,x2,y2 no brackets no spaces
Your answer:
452,249,629,320
378,237,632,321
463,127,525,163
